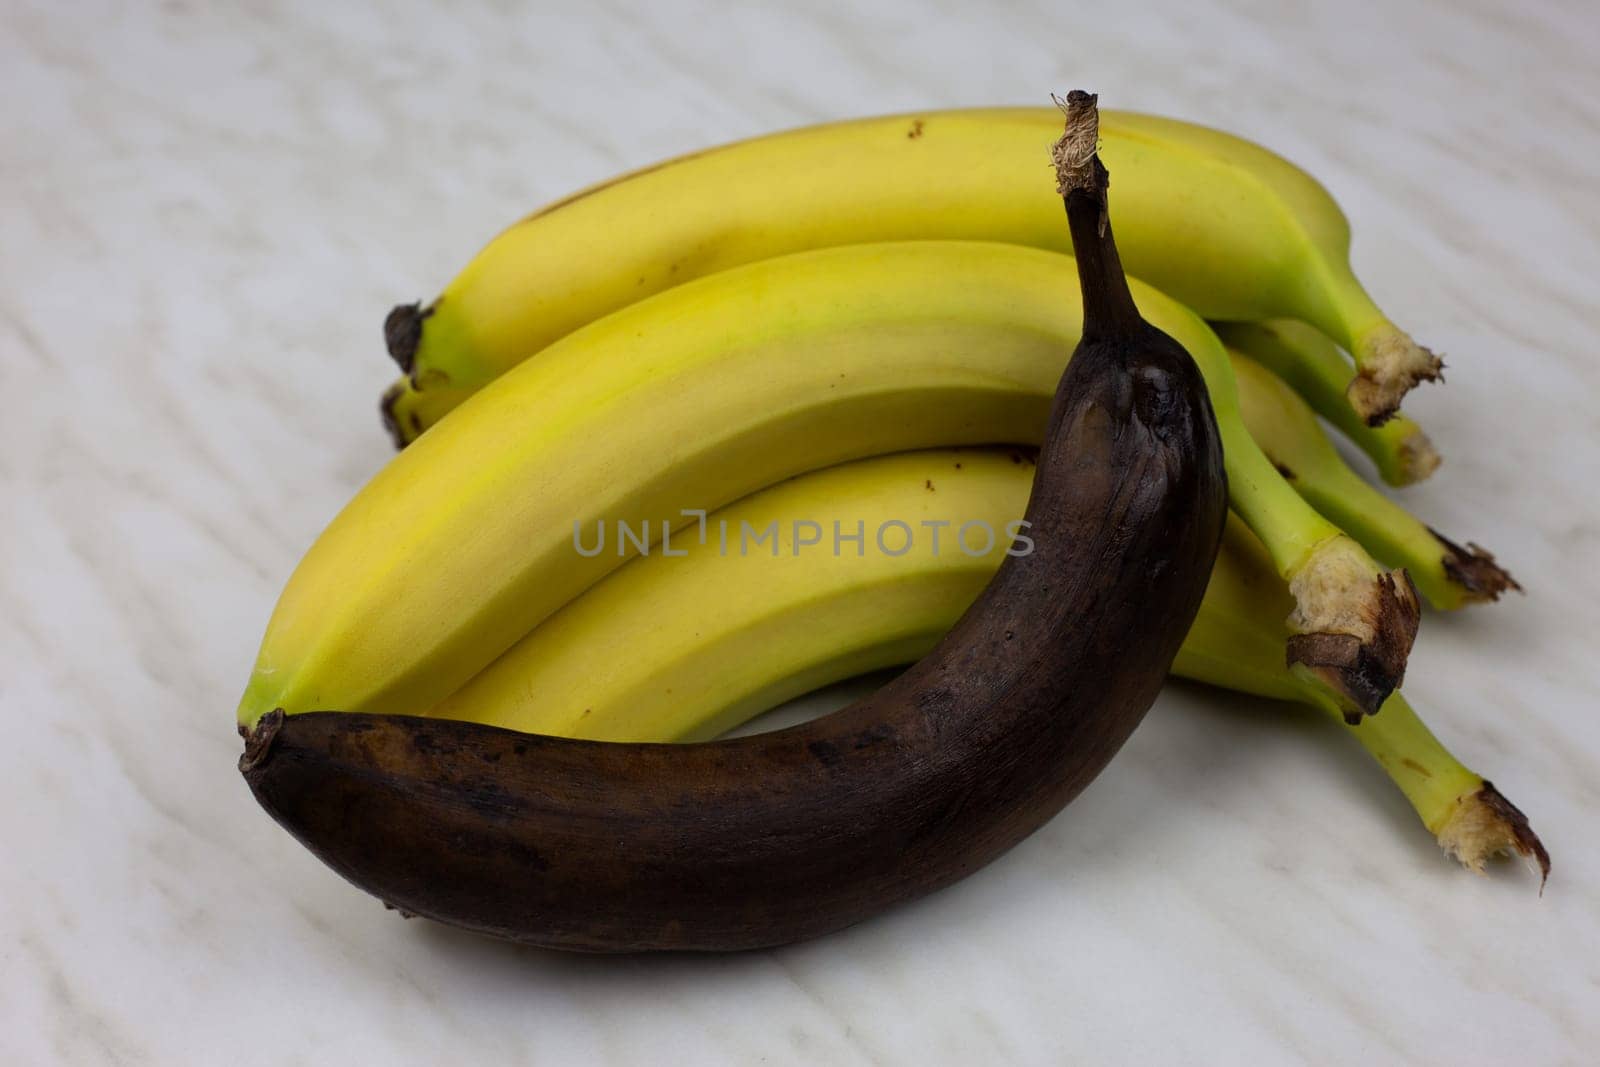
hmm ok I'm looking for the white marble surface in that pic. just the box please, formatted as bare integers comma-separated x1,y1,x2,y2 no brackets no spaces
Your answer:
4,1,1599,1063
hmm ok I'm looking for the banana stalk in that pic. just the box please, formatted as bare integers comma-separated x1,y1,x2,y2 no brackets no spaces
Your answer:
387,107,1437,429
1216,318,1440,486
1228,351,1517,609
237,243,1415,729
429,450,1546,879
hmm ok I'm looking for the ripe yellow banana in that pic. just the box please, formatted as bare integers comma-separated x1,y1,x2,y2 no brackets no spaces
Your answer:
238,242,1414,731
382,343,1492,613
386,107,1437,431
428,449,1545,879
1217,318,1440,486
1229,351,1516,610
384,338,1497,612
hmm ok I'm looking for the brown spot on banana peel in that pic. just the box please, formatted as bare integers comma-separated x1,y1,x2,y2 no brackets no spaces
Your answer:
383,301,433,376
1286,570,1422,723
238,92,1229,953
1429,526,1522,603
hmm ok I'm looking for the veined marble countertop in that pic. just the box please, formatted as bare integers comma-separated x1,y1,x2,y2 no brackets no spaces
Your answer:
4,1,1598,1063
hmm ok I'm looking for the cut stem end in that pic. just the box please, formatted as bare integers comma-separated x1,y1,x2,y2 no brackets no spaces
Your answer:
1286,542,1421,719
1436,781,1550,888
1348,327,1444,426
1395,428,1443,485
1051,90,1102,198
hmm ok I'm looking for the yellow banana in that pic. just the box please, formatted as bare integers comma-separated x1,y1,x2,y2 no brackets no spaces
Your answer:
429,450,1544,879
1217,318,1441,486
1229,350,1516,610
432,448,1032,743
238,242,1413,731
387,107,1437,431
380,344,1493,613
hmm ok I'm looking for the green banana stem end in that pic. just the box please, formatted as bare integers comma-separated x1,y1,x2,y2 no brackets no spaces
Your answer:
1330,691,1548,881
1433,528,1522,604
1348,324,1444,426
384,301,431,376
1285,539,1420,722
1435,781,1550,887
1211,319,1441,487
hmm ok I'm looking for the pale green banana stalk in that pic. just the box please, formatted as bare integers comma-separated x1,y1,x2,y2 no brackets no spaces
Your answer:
1217,318,1441,487
1228,350,1518,610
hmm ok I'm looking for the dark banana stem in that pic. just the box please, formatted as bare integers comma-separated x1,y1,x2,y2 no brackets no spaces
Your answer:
1055,91,1143,340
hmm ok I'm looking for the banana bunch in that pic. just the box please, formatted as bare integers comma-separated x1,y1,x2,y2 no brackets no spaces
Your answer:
241,98,1543,902
250,242,1426,730
364,107,1494,721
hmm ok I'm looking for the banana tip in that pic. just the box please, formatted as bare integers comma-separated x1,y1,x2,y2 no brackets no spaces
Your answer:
383,301,430,375
379,381,417,451
239,708,285,778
